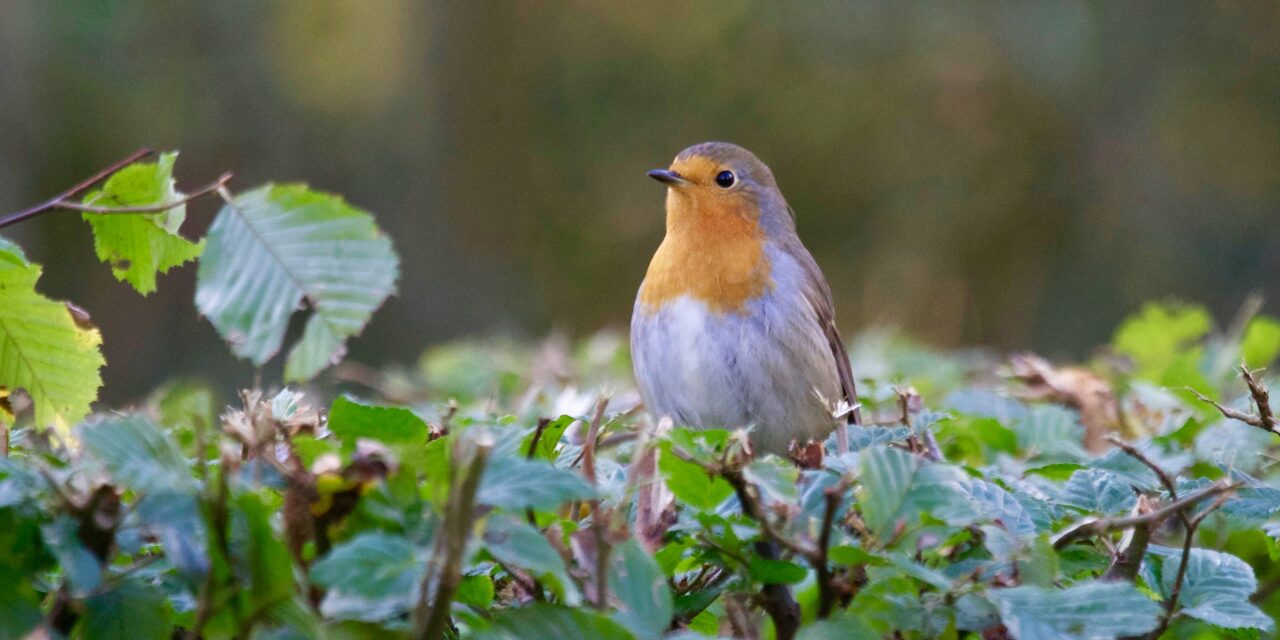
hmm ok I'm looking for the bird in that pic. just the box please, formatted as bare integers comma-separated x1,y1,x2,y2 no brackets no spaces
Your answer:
631,141,862,455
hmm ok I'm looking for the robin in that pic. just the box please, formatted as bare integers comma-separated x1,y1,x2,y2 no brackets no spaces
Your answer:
631,141,862,455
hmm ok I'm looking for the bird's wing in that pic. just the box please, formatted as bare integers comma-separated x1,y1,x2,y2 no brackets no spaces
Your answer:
786,230,862,426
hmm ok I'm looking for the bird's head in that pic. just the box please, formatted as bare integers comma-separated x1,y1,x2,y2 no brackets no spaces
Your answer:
648,141,783,226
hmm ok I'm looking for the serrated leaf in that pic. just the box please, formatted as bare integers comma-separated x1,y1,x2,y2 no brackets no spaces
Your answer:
1012,407,1088,461
1148,545,1273,631
0,246,104,434
477,457,595,511
963,480,1037,535
195,184,399,382
609,539,673,638
991,579,1160,639
1059,469,1136,514
81,152,204,295
858,446,921,537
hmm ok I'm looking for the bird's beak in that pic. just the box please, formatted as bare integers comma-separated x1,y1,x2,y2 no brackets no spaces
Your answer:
648,169,690,187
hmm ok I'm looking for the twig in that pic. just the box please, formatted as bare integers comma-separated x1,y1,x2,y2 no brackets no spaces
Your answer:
1103,437,1180,502
65,172,233,215
1052,481,1241,550
670,446,806,639
414,440,491,640
1103,497,1155,582
1146,492,1234,639
0,148,152,229
1190,363,1278,436
815,482,844,618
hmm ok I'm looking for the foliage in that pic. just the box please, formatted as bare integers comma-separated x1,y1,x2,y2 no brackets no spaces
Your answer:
2,156,1280,638
0,239,104,435
0,151,397,435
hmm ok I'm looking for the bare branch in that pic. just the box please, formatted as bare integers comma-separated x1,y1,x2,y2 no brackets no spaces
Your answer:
815,481,846,618
1053,480,1241,550
1146,491,1234,639
0,148,152,229
1103,436,1179,500
63,172,234,215
1190,363,1278,437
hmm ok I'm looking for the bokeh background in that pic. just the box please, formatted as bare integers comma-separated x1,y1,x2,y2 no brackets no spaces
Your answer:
2,2,1279,403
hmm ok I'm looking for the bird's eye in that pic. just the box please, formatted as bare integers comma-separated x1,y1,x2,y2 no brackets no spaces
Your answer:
715,170,736,188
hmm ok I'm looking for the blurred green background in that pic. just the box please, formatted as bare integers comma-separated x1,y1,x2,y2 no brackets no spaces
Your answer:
2,2,1278,403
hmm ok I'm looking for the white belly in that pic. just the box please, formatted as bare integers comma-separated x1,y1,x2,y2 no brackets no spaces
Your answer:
630,293,840,454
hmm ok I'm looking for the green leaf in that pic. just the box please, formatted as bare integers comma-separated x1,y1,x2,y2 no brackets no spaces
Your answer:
458,574,495,608
1242,316,1280,367
657,443,733,511
990,580,1160,639
230,491,294,612
483,516,580,605
195,184,399,382
0,245,104,434
609,539,673,639
81,152,204,295
796,615,879,639
1113,302,1211,382
1150,546,1274,631
477,456,595,511
79,414,195,494
136,490,209,577
1012,407,1088,461
473,604,634,640
0,568,41,640
748,557,808,585
327,395,427,445
1059,469,1137,515
78,579,173,640
857,446,921,537
310,532,422,621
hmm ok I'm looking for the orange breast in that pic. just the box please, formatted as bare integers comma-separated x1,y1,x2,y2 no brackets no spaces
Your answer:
638,193,772,314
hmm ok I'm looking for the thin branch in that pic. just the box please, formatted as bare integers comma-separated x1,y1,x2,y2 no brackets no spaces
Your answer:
1103,436,1179,500
414,440,491,640
0,148,152,229
64,172,234,215
669,446,806,639
1052,480,1241,550
1103,497,1155,582
815,482,845,618
1190,363,1278,436
1146,492,1234,639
